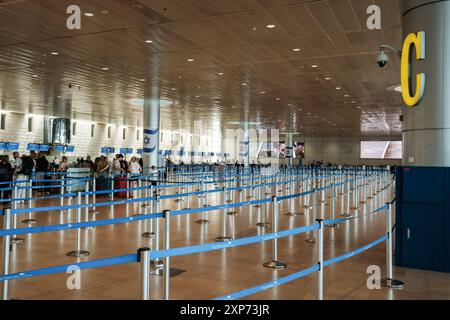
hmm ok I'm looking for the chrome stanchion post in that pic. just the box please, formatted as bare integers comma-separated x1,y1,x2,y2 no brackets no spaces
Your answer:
327,178,338,228
317,219,324,300
67,192,90,257
263,196,287,269
2,209,12,300
110,175,115,215
341,176,352,218
163,210,171,300
60,176,65,207
381,202,404,289
22,179,37,224
11,187,24,244
90,178,99,214
195,181,209,224
215,187,232,242
138,247,151,300
306,189,317,243
142,192,156,238
83,181,94,229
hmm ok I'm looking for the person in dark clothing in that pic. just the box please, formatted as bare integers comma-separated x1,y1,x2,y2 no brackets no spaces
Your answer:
0,155,14,204
35,153,49,193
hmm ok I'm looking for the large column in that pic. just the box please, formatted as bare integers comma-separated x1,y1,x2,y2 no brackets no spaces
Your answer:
143,75,160,171
402,0,450,166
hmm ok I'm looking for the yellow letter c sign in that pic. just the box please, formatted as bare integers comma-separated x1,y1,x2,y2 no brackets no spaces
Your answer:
401,31,426,107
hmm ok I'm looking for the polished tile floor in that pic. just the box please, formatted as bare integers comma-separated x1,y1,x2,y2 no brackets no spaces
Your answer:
1,180,450,300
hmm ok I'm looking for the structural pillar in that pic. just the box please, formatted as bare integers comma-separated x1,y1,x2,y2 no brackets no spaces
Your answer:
143,77,161,171
402,0,450,166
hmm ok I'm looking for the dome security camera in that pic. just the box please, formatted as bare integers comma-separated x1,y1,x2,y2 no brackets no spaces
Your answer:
377,45,401,68
377,49,389,68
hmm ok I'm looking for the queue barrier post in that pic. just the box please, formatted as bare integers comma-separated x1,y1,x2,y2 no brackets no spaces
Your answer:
163,210,171,300
380,202,404,289
327,177,338,228
306,189,318,244
317,219,324,300
91,178,99,214
263,196,287,269
82,181,93,229
195,181,209,224
142,192,156,239
60,176,65,207
215,187,232,242
2,209,11,300
138,247,151,300
67,192,90,257
11,186,25,244
22,179,38,224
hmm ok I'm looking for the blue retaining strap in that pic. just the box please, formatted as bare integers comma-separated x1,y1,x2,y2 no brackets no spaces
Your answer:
0,254,137,282
150,223,319,259
323,235,387,267
0,212,163,237
323,204,389,227
212,264,320,300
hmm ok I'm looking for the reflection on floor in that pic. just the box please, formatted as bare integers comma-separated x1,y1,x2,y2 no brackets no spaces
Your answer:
1,182,450,300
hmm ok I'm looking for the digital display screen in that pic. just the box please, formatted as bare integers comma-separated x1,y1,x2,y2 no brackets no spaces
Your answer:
360,141,402,159
39,145,50,151
66,146,75,152
100,147,109,154
27,143,40,151
55,145,65,152
0,142,6,150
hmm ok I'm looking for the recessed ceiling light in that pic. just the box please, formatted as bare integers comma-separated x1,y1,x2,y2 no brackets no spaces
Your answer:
84,12,94,17
101,67,109,71
187,58,195,62
145,40,153,44
260,91,266,94
311,64,318,68
292,48,301,52
275,98,281,101
242,83,247,86
266,24,276,29
171,88,176,91
218,72,224,76
101,9,109,14
336,87,341,90
344,94,350,97
51,52,59,55
325,77,331,80
32,74,38,78
195,95,201,98
140,79,146,82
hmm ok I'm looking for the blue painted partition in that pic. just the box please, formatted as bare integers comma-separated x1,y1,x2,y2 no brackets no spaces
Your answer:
395,166,450,273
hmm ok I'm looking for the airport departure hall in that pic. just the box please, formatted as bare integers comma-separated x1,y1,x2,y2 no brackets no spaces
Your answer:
0,0,449,309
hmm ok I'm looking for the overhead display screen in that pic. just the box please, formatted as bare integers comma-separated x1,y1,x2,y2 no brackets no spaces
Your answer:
360,141,402,160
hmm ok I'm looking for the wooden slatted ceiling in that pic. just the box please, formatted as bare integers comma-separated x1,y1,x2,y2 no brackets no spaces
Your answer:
0,0,402,136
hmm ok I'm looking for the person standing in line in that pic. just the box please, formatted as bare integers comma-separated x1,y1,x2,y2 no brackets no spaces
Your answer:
128,157,142,198
0,155,13,204
12,152,27,203
35,152,49,193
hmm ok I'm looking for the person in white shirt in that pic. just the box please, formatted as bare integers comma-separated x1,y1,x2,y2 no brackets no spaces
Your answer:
128,157,142,198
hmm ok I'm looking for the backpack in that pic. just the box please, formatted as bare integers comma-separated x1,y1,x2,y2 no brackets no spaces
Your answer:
21,156,34,176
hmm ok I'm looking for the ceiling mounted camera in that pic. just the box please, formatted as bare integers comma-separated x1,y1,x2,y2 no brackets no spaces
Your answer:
377,45,401,68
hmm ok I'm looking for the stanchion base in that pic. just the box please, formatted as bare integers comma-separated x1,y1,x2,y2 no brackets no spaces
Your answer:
142,232,155,238
295,212,306,216
215,236,233,242
195,219,210,224
380,278,405,289
66,250,90,257
81,226,95,230
203,204,210,208
11,237,25,244
360,201,367,204
254,204,262,208
141,204,151,208
174,199,184,203
227,211,238,216
265,193,271,196
256,222,270,228
341,213,353,218
151,260,164,270
182,207,191,211
263,260,287,269
285,212,298,217
22,219,38,224
326,224,339,228
305,238,316,244
225,200,233,203
303,205,312,210
350,206,359,210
